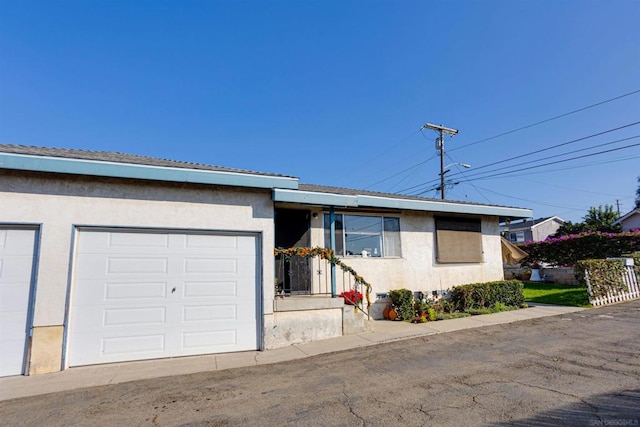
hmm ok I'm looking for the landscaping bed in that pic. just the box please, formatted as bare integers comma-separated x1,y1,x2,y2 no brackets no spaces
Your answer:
383,280,528,323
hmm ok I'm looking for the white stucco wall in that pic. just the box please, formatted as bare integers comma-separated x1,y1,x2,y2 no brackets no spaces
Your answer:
307,209,504,297
0,172,276,329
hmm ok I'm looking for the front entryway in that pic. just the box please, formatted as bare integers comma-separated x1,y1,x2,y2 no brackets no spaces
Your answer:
275,209,311,295
67,228,260,367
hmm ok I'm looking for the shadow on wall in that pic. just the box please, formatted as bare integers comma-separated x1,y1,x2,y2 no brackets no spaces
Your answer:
495,389,640,426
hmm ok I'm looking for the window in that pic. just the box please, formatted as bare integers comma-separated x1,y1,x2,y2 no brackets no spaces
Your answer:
324,214,401,257
435,217,483,263
509,231,525,243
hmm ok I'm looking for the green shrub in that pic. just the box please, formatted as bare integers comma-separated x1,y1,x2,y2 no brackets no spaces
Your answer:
427,307,436,321
576,259,627,298
389,288,415,321
450,280,525,311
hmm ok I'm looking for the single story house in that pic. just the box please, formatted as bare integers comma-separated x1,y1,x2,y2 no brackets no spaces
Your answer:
500,216,564,243
0,144,531,377
613,208,640,232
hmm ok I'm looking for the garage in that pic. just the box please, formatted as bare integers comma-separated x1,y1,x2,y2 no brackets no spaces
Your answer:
68,229,260,367
0,227,38,377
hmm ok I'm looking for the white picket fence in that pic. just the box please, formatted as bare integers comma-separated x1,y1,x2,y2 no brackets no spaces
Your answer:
585,261,640,307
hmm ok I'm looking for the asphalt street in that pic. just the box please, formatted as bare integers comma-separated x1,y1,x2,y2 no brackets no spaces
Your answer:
1,300,639,426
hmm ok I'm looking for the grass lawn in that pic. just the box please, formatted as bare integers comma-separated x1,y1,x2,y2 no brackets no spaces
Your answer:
522,281,591,307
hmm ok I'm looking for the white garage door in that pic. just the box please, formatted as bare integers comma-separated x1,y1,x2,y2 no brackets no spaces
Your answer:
68,229,259,367
0,227,37,377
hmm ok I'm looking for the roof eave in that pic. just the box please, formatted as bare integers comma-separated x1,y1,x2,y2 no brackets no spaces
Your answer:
0,152,299,190
273,188,532,218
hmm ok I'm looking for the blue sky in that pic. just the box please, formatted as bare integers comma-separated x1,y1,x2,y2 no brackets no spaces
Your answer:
1,1,639,222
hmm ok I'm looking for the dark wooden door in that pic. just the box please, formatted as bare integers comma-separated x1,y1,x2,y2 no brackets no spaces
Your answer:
275,209,311,295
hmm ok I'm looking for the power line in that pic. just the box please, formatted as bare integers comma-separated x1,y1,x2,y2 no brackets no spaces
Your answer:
361,90,639,192
456,139,640,182
334,130,421,184
471,185,587,211
514,177,633,198
445,134,640,182
456,154,640,181
363,154,438,189
403,140,640,195
444,152,492,203
450,89,640,152
408,123,640,189
445,121,640,179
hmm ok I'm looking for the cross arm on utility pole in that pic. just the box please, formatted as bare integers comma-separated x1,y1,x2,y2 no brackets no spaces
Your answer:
420,122,459,199
420,123,459,136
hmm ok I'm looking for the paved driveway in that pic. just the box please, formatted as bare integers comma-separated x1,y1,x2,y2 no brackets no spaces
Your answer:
2,300,639,426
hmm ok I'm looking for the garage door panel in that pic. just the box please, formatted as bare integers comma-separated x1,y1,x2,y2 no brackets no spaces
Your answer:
182,330,236,349
69,230,259,366
0,228,37,377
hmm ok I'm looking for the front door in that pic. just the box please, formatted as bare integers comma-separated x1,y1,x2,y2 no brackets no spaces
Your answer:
275,209,311,295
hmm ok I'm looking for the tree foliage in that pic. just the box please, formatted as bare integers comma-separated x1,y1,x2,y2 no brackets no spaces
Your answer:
553,204,621,237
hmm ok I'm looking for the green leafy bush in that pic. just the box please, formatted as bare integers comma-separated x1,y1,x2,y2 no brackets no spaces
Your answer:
576,259,627,298
388,288,415,321
450,280,525,311
519,230,640,267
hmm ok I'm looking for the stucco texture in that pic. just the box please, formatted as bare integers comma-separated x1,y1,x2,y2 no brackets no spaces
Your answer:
1,171,275,372
307,209,504,297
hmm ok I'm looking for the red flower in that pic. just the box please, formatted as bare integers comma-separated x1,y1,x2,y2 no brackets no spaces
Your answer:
339,290,363,305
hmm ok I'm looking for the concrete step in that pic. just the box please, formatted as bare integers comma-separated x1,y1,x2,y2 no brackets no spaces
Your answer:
342,306,373,335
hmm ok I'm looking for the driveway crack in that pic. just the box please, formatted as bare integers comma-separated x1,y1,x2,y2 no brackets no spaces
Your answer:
342,391,365,426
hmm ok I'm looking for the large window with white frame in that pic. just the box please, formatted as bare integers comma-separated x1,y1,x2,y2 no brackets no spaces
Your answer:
323,214,401,257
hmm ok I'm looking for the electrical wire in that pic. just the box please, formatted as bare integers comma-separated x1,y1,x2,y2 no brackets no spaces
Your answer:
405,145,640,195
404,125,640,191
444,134,640,182
445,122,640,180
360,90,639,193
449,89,640,152
456,139,640,182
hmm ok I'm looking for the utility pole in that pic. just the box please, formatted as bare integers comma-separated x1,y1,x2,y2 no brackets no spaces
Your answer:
616,199,621,215
420,123,459,199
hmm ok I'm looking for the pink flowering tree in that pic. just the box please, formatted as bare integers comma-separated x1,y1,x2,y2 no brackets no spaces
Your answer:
518,230,640,267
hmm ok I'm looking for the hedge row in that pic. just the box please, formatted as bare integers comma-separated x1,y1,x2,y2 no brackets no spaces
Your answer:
576,259,627,299
449,280,525,311
519,230,640,267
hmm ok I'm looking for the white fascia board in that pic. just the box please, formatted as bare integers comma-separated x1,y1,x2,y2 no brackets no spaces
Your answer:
272,188,358,207
357,195,532,218
0,153,299,190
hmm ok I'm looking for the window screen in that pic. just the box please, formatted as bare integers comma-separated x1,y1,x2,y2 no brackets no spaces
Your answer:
435,217,483,263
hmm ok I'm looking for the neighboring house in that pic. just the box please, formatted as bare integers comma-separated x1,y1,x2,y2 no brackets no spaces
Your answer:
0,145,531,377
613,208,640,232
500,216,565,243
